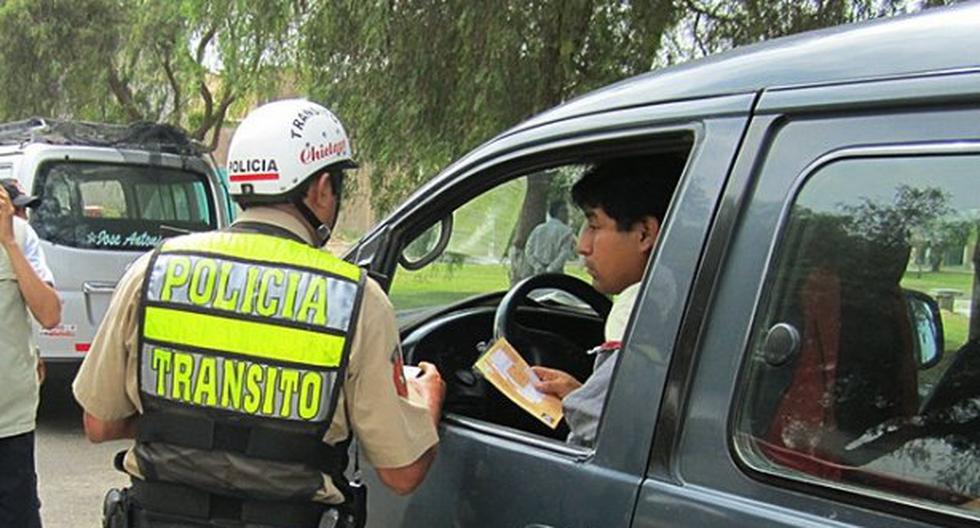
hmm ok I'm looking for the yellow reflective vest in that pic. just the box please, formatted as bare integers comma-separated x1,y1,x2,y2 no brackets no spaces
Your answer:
133,229,365,504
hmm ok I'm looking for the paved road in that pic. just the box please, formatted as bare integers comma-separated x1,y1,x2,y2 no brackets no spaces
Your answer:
35,366,129,528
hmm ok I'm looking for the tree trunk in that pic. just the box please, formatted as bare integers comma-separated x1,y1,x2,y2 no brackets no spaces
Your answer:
509,173,550,284
506,1,594,284
106,61,143,122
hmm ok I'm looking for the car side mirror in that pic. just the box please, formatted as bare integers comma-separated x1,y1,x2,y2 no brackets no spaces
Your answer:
399,214,453,271
904,289,944,370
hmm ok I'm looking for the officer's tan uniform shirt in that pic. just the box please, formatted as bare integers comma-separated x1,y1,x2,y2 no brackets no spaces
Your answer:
73,207,438,503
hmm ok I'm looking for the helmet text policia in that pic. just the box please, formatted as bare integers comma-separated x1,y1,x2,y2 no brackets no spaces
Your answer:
226,99,356,204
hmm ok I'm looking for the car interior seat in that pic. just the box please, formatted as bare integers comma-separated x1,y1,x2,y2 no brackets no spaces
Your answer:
754,215,919,479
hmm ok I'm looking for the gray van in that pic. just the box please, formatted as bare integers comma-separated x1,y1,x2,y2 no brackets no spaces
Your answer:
343,3,980,527
0,119,231,363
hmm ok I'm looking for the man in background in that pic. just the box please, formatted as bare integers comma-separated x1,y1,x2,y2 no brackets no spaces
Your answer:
1,179,47,384
524,200,576,276
0,181,61,528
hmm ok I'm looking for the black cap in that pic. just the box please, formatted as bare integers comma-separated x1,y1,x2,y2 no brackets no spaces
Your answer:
0,178,40,209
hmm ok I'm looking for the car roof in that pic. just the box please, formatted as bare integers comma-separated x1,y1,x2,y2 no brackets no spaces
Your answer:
510,3,980,135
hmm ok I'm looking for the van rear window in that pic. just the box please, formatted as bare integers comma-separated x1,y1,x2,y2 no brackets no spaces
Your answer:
30,162,216,250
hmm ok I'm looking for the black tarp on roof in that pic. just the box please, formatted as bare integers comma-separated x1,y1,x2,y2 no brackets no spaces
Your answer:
0,118,210,156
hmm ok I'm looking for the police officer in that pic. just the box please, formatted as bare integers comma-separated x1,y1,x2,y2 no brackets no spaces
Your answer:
73,99,445,528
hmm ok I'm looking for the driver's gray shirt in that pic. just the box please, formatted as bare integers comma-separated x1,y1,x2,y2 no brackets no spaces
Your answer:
562,282,640,447
564,348,617,447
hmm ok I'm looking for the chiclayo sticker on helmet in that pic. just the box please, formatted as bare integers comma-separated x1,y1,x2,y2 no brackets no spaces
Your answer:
228,158,280,182
299,140,349,165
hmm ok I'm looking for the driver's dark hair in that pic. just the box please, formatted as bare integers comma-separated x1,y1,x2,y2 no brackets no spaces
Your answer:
571,154,685,231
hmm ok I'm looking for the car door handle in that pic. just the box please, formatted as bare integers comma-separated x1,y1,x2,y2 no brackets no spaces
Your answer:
83,281,117,295
524,525,556,528
82,281,117,325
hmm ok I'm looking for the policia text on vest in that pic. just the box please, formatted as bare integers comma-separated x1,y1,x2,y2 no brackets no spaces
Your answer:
139,232,363,424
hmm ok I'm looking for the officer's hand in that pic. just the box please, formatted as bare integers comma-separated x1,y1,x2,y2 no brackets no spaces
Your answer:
409,362,445,427
531,366,582,400
0,185,14,247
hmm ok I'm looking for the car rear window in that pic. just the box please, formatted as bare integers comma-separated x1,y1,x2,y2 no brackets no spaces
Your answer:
30,161,216,250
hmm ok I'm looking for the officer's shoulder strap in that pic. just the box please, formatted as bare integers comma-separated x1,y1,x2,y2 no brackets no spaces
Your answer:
226,221,307,245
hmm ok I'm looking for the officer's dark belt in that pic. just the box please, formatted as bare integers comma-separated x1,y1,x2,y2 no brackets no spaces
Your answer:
138,413,342,472
130,479,325,528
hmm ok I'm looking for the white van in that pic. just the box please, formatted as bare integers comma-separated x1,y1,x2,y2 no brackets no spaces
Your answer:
0,118,232,363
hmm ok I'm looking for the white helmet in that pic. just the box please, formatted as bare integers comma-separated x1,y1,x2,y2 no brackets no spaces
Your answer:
226,98,356,202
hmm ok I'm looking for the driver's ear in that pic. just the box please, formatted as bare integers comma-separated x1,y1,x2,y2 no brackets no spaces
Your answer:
638,216,660,252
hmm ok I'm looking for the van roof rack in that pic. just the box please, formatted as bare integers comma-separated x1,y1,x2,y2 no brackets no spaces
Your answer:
0,117,211,156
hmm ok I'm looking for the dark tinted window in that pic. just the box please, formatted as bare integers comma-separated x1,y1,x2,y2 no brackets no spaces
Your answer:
736,154,980,518
31,162,215,250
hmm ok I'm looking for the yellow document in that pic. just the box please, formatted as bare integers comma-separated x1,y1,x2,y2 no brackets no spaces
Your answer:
473,338,564,429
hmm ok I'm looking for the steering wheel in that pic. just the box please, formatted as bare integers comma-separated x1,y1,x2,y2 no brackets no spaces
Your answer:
493,274,612,379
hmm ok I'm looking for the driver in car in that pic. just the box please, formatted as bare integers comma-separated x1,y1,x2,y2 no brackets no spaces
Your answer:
531,155,679,446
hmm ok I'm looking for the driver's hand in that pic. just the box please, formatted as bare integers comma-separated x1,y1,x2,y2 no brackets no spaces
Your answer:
531,366,582,400
409,362,446,427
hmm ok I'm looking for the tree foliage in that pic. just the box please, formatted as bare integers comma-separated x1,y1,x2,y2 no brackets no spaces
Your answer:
844,185,950,250
294,0,950,217
912,217,975,272
296,0,680,214
0,0,951,204
0,0,120,120
660,0,932,63
0,0,297,148
788,186,950,291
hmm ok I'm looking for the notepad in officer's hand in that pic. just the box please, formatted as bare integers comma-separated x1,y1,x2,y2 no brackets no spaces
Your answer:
473,337,563,429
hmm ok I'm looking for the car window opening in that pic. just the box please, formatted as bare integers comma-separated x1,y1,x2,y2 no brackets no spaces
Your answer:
394,141,693,447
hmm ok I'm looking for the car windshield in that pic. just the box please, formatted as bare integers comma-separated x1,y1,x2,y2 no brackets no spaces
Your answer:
30,161,216,250
389,167,593,313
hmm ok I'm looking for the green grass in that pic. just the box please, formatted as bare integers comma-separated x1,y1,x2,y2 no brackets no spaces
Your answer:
901,269,973,354
901,268,974,295
941,309,969,350
389,262,511,309
920,309,969,389
389,261,591,310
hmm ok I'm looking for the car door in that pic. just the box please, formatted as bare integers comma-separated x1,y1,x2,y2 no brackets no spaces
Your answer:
348,95,752,527
633,70,980,527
